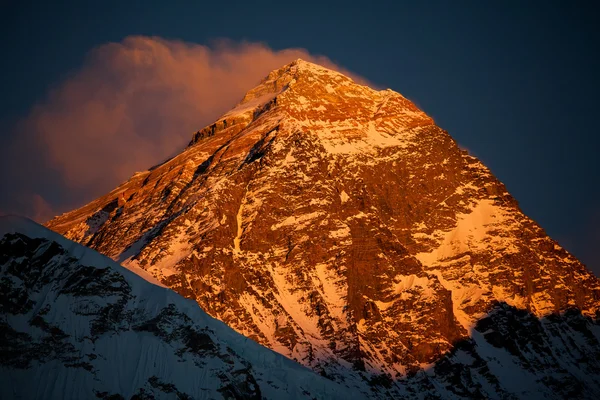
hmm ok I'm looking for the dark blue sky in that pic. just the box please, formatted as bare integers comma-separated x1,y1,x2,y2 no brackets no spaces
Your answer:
1,0,599,274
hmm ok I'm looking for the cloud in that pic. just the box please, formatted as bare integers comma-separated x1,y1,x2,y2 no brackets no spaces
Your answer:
0,37,365,222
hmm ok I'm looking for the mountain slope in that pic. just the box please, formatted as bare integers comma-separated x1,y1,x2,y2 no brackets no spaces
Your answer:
46,59,600,397
0,216,354,400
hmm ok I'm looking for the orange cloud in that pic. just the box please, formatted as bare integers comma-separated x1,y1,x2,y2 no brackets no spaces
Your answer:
2,37,365,221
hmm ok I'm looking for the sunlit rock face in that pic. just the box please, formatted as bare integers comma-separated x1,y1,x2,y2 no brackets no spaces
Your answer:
47,59,600,398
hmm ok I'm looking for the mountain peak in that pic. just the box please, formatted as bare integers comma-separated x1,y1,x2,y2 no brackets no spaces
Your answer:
45,54,600,398
233,58,352,112
269,58,344,79
287,57,323,69
188,59,431,147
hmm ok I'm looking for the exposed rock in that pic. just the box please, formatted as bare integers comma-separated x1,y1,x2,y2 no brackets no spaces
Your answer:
46,59,600,398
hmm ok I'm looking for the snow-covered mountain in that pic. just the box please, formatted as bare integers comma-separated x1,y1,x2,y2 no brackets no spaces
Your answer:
0,216,354,400
45,59,600,398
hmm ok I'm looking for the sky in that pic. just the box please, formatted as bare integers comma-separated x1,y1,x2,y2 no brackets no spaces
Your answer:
1,1,598,274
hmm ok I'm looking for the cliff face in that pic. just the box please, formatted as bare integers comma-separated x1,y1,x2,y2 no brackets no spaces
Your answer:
46,59,600,398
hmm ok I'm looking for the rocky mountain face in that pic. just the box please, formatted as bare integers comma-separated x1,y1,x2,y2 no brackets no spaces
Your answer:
0,216,354,400
46,59,600,398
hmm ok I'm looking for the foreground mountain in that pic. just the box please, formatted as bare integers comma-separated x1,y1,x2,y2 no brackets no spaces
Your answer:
0,216,353,400
47,59,600,398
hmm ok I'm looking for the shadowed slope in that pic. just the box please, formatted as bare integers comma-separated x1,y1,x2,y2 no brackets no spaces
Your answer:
0,216,356,400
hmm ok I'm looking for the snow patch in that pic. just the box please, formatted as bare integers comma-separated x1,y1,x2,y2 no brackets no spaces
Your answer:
271,212,323,231
416,199,518,266
340,191,350,203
